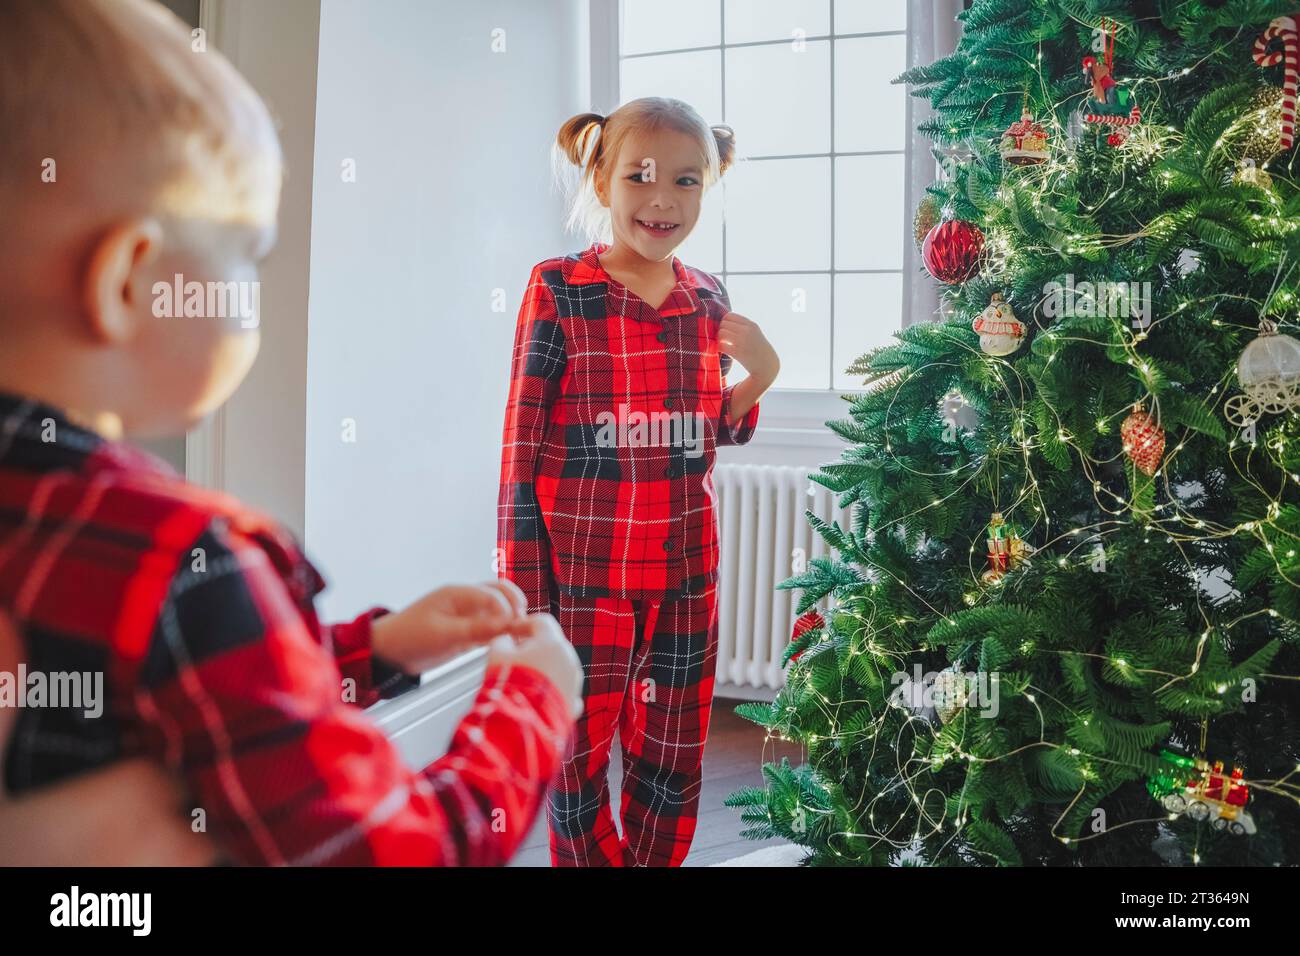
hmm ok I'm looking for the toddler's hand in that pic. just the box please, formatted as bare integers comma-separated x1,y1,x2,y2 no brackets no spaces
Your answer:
486,614,584,719
719,311,779,385
373,580,532,675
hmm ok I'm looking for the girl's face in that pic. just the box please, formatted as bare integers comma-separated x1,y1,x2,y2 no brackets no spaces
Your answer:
597,127,707,262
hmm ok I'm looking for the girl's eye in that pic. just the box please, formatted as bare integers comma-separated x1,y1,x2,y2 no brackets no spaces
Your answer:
628,171,650,183
677,176,700,187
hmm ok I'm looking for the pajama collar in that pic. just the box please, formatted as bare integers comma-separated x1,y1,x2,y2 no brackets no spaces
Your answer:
562,242,708,324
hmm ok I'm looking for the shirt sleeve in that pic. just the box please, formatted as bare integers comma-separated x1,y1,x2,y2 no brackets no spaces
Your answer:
717,369,761,447
130,521,575,866
715,282,760,447
497,265,567,613
324,608,419,707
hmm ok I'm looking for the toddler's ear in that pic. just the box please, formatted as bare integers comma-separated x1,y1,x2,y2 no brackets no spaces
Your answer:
82,219,164,344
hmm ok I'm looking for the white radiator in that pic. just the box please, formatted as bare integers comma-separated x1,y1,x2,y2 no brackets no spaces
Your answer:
712,464,845,697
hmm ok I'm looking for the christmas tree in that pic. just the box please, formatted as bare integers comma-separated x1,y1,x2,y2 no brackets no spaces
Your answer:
728,0,1300,865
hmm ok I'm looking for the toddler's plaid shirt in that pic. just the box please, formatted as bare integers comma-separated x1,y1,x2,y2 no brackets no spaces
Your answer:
0,392,573,865
498,244,760,613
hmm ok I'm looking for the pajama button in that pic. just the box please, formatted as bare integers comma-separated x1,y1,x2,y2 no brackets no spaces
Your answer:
656,331,669,343
664,397,674,409
663,540,675,552
665,465,679,477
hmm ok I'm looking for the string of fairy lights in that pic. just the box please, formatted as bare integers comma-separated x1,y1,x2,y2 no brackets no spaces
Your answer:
759,15,1300,863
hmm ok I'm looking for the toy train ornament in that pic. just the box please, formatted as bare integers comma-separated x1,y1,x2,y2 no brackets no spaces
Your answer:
1146,749,1257,836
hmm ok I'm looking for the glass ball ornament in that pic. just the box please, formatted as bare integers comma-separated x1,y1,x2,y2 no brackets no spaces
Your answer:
922,220,985,285
1225,319,1300,425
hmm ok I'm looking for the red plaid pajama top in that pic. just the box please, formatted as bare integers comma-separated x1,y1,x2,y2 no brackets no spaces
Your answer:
0,391,574,865
498,243,760,614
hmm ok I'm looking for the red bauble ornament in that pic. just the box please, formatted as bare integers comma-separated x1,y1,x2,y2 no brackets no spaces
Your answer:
1107,131,1126,147
923,220,985,284
790,609,825,662
1121,404,1165,477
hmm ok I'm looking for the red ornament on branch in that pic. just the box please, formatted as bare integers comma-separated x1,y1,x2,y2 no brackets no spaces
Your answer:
1121,403,1165,477
922,220,985,285
789,609,825,663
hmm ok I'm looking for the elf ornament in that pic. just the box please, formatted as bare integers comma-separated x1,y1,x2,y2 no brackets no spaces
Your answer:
922,219,984,285
1223,317,1300,426
999,105,1050,165
1252,17,1299,152
1082,20,1140,145
980,511,1030,585
1121,403,1165,477
972,292,1025,356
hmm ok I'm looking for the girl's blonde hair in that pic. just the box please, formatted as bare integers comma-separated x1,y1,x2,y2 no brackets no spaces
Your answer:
553,97,736,242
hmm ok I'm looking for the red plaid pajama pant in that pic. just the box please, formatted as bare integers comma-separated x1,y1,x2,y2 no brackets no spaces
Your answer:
545,579,719,867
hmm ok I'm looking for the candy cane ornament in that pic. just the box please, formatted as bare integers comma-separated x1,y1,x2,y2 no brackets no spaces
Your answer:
1253,15,1299,151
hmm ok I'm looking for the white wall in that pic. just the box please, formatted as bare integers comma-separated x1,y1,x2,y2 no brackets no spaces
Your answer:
306,0,586,619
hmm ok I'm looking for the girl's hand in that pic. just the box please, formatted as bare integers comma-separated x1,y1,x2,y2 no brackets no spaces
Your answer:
719,312,780,386
372,580,534,675
0,611,216,866
485,614,584,719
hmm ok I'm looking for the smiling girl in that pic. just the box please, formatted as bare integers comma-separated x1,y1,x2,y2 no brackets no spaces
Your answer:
497,97,779,866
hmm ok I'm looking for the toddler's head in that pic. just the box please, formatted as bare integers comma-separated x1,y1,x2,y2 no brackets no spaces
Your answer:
0,0,282,439
555,97,734,261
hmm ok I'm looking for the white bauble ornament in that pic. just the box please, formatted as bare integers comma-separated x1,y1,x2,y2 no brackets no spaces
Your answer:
972,292,1025,356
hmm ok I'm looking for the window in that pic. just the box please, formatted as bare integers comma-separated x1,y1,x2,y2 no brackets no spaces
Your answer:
615,0,909,391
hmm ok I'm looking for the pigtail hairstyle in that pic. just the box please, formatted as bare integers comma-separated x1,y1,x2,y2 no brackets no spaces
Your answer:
711,124,736,176
555,111,605,167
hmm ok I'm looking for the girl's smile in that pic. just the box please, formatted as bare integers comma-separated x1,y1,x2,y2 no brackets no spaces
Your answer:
635,217,680,238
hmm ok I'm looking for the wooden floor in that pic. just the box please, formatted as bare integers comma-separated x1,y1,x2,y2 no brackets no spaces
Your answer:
509,697,805,867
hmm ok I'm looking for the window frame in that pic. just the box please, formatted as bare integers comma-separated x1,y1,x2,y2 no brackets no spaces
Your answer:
595,0,920,426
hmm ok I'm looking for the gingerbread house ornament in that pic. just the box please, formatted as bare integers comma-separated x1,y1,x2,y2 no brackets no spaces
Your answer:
1000,107,1050,166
